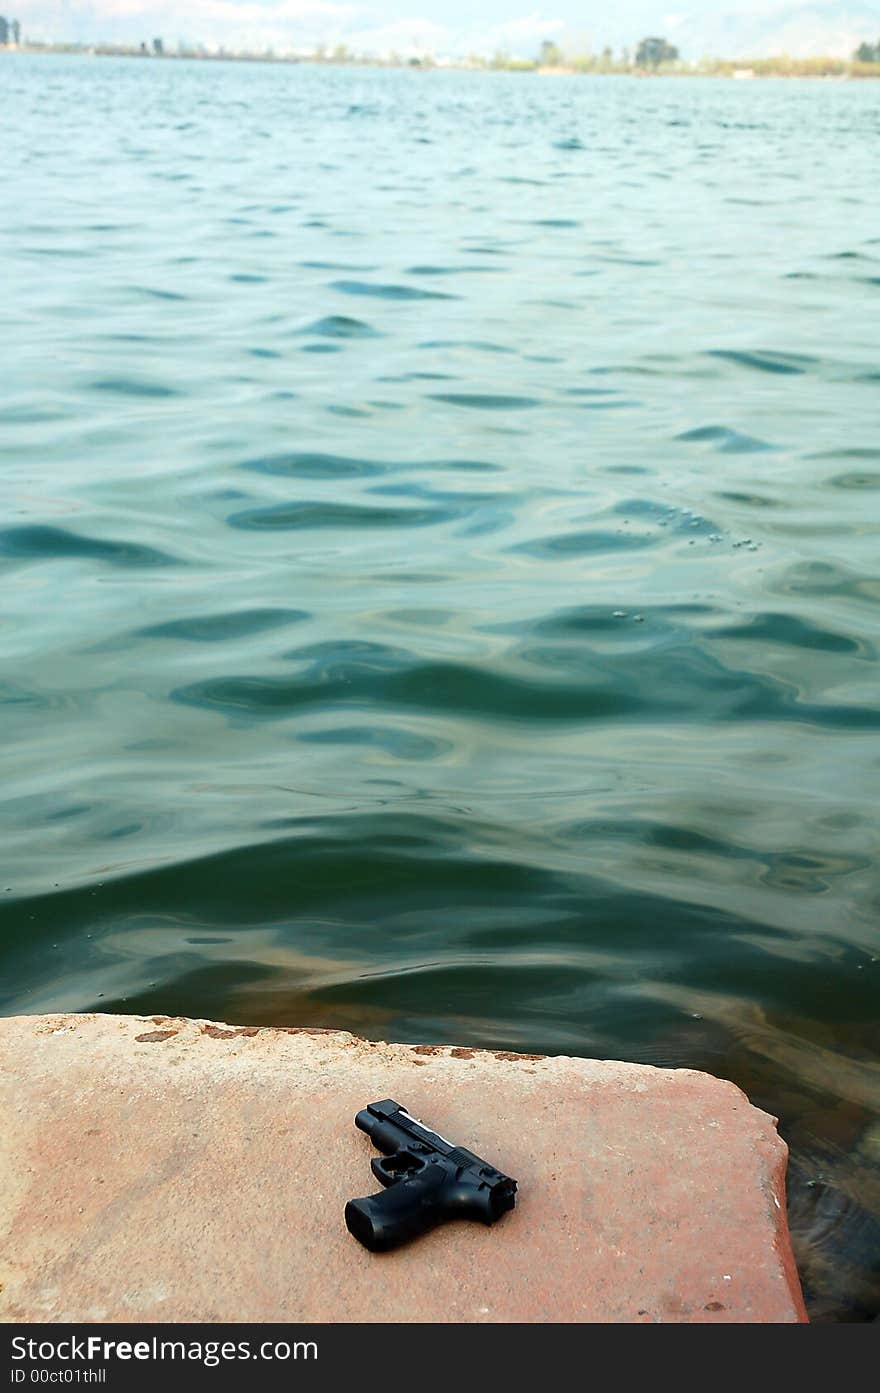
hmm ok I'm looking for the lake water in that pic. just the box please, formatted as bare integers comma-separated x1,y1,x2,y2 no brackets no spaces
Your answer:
2,55,878,1319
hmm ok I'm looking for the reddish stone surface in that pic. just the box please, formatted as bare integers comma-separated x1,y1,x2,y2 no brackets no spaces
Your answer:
0,1013,807,1323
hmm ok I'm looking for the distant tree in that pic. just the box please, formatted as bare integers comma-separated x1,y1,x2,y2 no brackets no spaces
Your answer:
635,36,679,67
854,40,879,62
539,39,563,67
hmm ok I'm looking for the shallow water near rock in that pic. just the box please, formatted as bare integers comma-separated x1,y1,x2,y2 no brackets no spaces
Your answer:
1,55,878,1320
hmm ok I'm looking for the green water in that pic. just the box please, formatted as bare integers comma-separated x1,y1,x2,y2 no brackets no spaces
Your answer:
2,55,878,1318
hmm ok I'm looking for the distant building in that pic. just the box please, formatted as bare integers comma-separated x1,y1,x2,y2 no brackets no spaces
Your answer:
11,17,18,43
0,16,9,45
153,37,163,55
539,40,562,67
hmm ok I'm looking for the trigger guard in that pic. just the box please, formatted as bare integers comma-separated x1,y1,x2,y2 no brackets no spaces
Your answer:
370,1152,426,1187
371,1156,399,1186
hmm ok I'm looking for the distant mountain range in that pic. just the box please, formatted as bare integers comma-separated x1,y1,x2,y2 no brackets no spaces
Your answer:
13,0,880,61
631,2,880,59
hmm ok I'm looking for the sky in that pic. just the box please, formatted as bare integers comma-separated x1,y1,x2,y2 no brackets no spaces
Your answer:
10,0,880,59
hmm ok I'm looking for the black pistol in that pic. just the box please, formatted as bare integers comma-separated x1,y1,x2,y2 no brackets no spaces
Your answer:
345,1098,517,1253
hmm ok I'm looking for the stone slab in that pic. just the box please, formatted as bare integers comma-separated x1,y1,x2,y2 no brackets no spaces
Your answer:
0,1012,807,1322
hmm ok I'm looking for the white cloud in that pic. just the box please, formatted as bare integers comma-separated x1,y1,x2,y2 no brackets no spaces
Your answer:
20,0,364,49
20,0,569,57
341,12,565,58
344,15,447,55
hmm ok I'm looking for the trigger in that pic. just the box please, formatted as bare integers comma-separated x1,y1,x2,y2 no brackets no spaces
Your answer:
370,1152,425,1187
371,1156,399,1186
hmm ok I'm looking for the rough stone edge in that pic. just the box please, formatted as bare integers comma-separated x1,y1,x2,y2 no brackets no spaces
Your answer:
1,1009,752,1083
6,1010,768,1104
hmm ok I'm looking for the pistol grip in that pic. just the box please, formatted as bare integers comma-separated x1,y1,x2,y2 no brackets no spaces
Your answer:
345,1165,448,1253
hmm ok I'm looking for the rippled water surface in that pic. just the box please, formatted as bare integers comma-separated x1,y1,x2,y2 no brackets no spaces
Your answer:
2,55,879,1318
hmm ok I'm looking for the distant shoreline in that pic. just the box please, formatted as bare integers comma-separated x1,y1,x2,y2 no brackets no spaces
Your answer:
5,44,880,79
